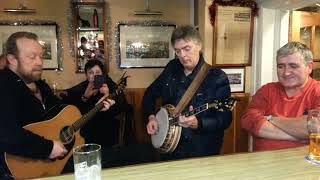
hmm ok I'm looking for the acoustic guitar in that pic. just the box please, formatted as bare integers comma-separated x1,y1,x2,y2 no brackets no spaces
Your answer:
4,75,128,179
152,98,236,153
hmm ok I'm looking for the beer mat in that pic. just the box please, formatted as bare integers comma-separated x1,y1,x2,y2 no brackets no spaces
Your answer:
304,155,320,167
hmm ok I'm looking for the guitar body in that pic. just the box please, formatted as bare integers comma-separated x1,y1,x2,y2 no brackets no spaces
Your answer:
5,105,85,179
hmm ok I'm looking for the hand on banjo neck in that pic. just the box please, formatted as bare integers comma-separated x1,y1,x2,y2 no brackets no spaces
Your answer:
147,98,236,135
175,105,198,129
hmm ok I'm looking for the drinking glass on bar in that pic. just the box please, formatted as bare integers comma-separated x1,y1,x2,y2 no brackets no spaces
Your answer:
305,109,320,166
73,143,101,180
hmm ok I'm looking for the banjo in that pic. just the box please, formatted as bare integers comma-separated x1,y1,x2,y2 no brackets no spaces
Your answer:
152,98,236,153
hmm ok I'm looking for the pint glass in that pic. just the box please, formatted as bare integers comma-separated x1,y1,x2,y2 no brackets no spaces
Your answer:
73,143,101,180
306,109,320,165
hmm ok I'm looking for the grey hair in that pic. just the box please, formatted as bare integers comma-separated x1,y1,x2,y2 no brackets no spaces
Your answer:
170,25,202,46
276,42,313,64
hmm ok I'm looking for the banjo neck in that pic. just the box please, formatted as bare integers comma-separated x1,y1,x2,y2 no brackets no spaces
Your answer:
183,103,209,117
169,98,236,126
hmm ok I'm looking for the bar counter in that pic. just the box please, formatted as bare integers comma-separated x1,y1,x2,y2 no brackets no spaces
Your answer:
35,146,319,180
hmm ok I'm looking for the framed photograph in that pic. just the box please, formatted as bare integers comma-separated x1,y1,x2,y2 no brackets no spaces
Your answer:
221,67,245,92
117,22,176,68
0,22,60,70
212,5,254,66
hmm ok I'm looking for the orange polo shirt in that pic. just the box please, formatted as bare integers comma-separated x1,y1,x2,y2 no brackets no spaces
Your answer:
241,78,320,151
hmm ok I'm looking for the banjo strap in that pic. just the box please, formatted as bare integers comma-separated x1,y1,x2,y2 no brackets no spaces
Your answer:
172,62,211,117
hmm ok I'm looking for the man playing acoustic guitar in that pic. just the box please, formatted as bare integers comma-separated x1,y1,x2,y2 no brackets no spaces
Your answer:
0,32,114,179
143,25,233,160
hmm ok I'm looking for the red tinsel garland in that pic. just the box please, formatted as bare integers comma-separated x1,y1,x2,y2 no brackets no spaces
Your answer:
209,0,259,26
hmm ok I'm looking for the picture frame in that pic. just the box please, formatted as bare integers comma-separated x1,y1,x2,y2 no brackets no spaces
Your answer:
117,22,176,68
212,5,254,66
221,67,245,92
0,22,60,70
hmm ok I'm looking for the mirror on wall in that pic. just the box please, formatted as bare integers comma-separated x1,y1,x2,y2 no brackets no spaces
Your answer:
72,1,106,73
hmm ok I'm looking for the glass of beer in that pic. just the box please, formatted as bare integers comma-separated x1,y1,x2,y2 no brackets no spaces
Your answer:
305,109,320,165
73,143,101,180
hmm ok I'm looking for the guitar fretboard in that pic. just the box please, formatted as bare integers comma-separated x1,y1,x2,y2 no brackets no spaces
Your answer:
62,76,127,141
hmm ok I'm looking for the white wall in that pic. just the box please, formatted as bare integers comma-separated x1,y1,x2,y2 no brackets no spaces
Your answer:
252,8,290,93
252,0,312,93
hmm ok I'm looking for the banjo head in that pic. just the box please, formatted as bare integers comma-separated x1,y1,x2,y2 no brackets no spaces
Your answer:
152,107,169,148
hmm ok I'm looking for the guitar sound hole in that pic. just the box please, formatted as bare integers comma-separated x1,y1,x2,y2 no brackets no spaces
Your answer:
58,126,76,159
60,126,74,143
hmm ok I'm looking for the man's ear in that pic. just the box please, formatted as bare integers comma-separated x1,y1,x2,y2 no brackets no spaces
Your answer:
307,61,314,75
6,54,17,66
196,41,202,51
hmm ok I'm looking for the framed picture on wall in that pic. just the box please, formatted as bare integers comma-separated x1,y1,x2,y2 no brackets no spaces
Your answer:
213,5,253,66
209,0,258,67
0,22,60,70
117,22,176,68
221,67,245,92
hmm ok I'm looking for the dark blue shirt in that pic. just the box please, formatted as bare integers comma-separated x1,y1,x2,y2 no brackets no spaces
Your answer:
143,56,232,159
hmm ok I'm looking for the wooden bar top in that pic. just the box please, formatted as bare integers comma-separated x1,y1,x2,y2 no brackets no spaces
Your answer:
35,146,319,180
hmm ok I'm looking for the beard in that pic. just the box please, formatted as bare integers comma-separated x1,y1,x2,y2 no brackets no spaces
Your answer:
17,65,42,83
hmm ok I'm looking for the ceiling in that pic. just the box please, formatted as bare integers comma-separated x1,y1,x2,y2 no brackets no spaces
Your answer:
256,0,320,10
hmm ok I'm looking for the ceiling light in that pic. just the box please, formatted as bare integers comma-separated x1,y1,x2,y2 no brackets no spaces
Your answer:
3,0,36,14
134,0,163,16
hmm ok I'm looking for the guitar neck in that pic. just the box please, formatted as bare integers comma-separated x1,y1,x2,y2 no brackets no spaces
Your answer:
71,87,121,132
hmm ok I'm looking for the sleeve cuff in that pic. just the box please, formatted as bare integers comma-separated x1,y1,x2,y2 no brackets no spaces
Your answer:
253,118,266,136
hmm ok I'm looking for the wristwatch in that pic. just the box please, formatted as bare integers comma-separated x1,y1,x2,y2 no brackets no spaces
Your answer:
266,115,273,122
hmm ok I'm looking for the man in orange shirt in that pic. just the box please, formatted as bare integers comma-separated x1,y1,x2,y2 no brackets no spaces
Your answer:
241,42,320,151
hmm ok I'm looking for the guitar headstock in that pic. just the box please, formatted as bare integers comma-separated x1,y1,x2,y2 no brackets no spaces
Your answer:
208,98,237,112
116,72,129,94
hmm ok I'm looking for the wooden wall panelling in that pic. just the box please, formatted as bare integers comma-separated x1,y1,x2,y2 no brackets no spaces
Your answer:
234,93,250,152
124,88,150,144
220,93,250,154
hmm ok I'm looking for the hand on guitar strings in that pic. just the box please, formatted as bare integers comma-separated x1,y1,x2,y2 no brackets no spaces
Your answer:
147,114,158,135
49,140,67,160
178,106,198,129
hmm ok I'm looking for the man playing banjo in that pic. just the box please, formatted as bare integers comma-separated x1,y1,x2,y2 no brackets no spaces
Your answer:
143,25,233,160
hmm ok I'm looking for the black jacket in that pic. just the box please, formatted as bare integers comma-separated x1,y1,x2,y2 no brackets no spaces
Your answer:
0,68,61,174
142,56,232,159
